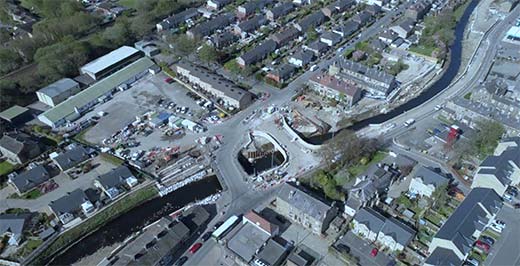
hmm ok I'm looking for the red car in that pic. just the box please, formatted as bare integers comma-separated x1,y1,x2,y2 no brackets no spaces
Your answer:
370,248,378,257
475,240,490,253
165,77,174,84
189,243,202,254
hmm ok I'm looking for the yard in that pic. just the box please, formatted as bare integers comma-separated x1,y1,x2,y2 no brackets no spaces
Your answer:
11,238,43,260
8,188,43,200
0,160,15,177
347,151,387,177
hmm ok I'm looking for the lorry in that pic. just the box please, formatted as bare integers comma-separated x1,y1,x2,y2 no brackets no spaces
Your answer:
403,118,415,127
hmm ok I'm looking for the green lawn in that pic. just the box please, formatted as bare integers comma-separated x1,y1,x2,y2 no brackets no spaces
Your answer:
99,153,124,166
409,45,436,57
0,161,15,176
24,189,43,199
11,239,43,259
348,151,387,177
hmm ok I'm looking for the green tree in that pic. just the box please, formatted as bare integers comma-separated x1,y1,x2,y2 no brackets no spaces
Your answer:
431,184,448,210
173,34,197,55
102,19,132,47
306,28,318,41
472,119,505,156
0,48,23,75
198,44,219,65
313,170,343,200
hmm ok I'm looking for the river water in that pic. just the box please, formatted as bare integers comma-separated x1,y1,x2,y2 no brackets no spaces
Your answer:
49,176,221,265
305,0,479,145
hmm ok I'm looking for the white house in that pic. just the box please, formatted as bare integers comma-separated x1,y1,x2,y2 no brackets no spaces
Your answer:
408,166,449,198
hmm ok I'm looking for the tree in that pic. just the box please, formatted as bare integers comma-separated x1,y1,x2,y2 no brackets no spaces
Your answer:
431,184,448,210
0,48,23,75
102,19,132,48
173,34,197,55
313,170,343,200
306,28,318,41
472,119,505,156
198,44,219,65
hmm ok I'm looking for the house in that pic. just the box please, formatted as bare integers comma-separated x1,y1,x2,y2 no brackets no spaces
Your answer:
270,26,300,46
253,238,289,266
321,0,355,18
227,223,271,262
288,50,315,67
237,0,273,19
266,64,296,84
378,30,399,45
308,73,362,107
303,41,329,56
243,210,279,236
209,32,238,49
234,15,267,37
405,0,432,21
344,163,400,216
8,165,50,195
0,133,41,165
237,39,277,67
471,137,520,196
0,213,31,246
94,166,138,199
275,182,338,235
265,3,294,21
207,0,232,10
351,11,372,25
36,78,81,107
329,58,397,98
332,20,360,37
286,249,314,266
294,11,326,32
428,188,502,263
155,7,200,31
52,145,90,172
49,189,97,224
187,13,234,39
390,18,415,39
293,0,316,5
352,208,416,251
174,61,254,109
365,4,382,16
369,38,387,52
424,247,463,266
320,31,342,46
408,166,450,198
356,0,388,6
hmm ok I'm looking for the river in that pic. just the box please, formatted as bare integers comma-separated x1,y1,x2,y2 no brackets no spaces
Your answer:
305,0,479,145
49,176,222,265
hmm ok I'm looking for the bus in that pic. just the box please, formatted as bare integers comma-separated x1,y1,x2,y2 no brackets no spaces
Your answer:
212,215,240,241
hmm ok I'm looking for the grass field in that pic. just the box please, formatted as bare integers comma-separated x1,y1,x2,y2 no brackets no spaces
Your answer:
348,151,387,177
117,0,139,9
0,161,15,176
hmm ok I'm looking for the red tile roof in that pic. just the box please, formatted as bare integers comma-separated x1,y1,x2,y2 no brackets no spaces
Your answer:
310,73,360,97
243,210,278,235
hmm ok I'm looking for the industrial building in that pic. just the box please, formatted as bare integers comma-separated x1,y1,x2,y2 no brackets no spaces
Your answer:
38,57,156,128
79,46,143,81
36,78,81,107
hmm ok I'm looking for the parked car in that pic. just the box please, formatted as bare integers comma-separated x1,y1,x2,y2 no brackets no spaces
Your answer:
176,256,188,266
337,244,350,253
489,223,503,233
474,240,490,253
213,221,224,230
494,220,506,228
189,243,202,254
202,231,212,241
514,203,520,209
370,248,378,257
165,77,174,84
480,235,495,245
465,257,479,266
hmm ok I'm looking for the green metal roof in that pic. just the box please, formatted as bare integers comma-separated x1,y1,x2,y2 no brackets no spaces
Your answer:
0,105,29,121
40,58,155,124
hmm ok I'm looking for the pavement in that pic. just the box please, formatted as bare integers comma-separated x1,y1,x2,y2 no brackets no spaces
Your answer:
484,206,520,266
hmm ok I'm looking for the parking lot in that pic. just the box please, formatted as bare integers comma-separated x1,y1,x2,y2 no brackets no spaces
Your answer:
484,206,520,266
335,231,394,266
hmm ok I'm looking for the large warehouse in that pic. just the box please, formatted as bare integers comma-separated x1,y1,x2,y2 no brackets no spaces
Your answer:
36,78,81,107
38,57,156,128
80,46,142,81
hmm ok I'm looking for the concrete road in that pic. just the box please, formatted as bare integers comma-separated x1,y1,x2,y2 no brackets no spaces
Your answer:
484,206,520,266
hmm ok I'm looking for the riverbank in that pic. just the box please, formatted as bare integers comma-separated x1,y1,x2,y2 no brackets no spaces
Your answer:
29,184,158,265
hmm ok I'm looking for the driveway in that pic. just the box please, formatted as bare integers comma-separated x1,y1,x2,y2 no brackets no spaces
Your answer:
336,231,394,266
484,206,520,266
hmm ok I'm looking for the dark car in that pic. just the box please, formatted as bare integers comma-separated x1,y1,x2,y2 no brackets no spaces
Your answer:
514,203,520,209
213,221,224,230
337,244,350,253
480,236,495,245
202,231,212,241
176,256,188,266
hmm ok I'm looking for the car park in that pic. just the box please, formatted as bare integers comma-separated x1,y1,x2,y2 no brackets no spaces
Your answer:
480,235,495,245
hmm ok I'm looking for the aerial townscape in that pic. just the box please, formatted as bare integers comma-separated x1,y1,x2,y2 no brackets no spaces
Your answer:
0,0,519,265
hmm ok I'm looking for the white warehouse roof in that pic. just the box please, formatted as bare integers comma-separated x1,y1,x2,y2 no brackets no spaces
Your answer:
80,46,140,76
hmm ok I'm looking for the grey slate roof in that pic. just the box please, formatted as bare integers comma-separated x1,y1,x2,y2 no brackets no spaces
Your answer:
352,11,372,25
53,145,89,171
291,50,314,63
425,247,463,266
295,11,326,32
333,20,360,37
270,64,296,79
413,166,449,187
49,189,91,215
158,8,199,30
0,133,38,156
237,15,266,33
270,26,300,45
478,142,520,186
354,208,385,232
434,188,502,257
189,13,234,37
304,41,329,53
0,213,30,238
380,217,416,245
256,238,288,266
277,182,331,222
38,78,79,98
96,166,133,189
320,31,342,42
9,165,50,193
333,58,395,92
267,2,294,19
239,39,277,65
